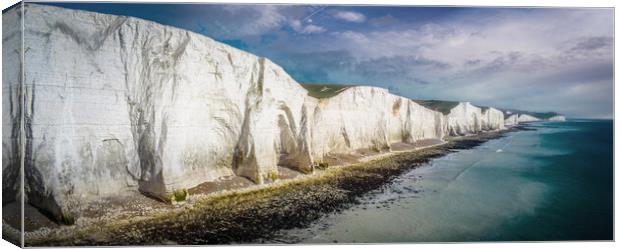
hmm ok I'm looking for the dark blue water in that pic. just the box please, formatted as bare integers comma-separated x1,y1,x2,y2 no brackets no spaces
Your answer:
275,120,613,242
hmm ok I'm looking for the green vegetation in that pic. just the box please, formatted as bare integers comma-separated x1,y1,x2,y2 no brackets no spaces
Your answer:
300,83,352,99
316,162,329,170
413,100,460,115
60,213,75,225
266,170,279,182
168,189,189,203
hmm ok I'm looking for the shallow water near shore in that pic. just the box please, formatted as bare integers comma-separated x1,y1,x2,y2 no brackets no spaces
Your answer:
272,120,613,242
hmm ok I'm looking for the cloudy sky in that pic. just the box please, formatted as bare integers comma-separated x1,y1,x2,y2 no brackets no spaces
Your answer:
46,3,614,118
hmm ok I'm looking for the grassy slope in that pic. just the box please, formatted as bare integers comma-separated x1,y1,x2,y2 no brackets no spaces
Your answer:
412,100,460,115
300,84,352,99
501,109,560,119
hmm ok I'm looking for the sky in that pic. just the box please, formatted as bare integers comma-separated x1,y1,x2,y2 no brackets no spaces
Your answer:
43,3,614,119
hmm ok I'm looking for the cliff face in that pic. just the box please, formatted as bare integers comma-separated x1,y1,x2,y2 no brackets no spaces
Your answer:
504,114,519,126
518,114,540,122
6,4,511,221
2,6,22,207
445,102,483,135
480,107,505,131
310,87,446,158
547,115,566,121
19,3,333,219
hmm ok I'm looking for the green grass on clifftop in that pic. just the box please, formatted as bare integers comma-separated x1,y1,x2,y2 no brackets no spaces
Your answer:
413,100,460,115
300,84,352,99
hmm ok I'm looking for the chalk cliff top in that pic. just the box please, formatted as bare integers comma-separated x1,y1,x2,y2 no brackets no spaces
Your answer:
300,83,353,99
501,109,562,120
412,100,461,115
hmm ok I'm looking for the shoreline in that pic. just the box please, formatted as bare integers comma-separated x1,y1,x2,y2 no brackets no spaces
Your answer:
14,128,519,246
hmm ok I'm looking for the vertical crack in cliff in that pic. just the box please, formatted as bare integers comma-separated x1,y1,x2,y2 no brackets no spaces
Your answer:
2,51,21,205
435,112,444,139
119,22,194,201
47,16,127,52
232,99,259,183
232,57,266,183
275,102,313,173
297,103,314,172
401,102,413,143
23,81,69,223
340,126,352,149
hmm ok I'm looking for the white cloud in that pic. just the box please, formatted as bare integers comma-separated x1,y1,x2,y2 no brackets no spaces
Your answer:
196,5,332,38
195,5,289,39
333,11,366,23
302,24,326,34
236,7,612,118
296,9,612,117
331,9,612,71
289,19,326,34
337,31,369,43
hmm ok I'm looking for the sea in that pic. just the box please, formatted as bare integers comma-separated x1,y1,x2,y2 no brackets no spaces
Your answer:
273,120,613,243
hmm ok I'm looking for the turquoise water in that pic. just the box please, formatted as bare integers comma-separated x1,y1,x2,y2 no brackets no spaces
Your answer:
275,120,613,242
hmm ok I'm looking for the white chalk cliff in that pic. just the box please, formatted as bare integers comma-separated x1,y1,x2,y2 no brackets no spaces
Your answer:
517,114,541,122
3,4,550,222
504,114,519,126
547,115,567,121
480,107,506,131
310,87,446,159
445,102,483,135
2,6,22,206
